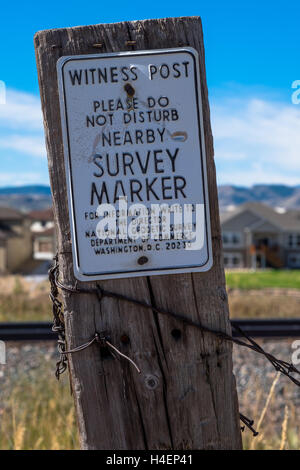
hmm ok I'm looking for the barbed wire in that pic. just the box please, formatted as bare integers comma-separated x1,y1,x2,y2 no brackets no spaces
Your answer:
48,254,300,437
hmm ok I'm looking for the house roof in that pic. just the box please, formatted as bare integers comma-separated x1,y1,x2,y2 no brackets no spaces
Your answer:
33,226,55,238
0,206,24,221
0,226,19,240
29,208,53,221
221,202,300,232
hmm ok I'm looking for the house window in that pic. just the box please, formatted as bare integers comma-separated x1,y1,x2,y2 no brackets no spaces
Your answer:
38,241,52,253
287,234,300,248
222,232,241,246
288,253,300,268
232,234,240,244
223,253,242,268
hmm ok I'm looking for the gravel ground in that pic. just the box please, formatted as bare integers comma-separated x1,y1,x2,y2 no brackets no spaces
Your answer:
233,338,300,438
0,341,57,408
0,338,299,434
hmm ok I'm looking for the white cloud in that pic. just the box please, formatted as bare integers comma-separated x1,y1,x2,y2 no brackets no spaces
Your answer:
211,97,300,185
0,88,46,163
0,87,300,188
0,89,43,131
218,166,300,187
0,135,46,158
0,172,47,186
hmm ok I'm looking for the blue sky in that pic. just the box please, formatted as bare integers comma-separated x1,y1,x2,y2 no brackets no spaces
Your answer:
0,0,299,187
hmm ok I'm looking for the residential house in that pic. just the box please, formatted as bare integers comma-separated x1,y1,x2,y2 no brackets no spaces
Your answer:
220,202,300,269
0,207,32,273
29,208,56,260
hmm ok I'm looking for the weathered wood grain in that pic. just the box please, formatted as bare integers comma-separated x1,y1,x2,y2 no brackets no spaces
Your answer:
34,16,242,450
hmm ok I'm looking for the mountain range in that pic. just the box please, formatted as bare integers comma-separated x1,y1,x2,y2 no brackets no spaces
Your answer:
0,185,52,212
0,184,300,212
218,184,300,211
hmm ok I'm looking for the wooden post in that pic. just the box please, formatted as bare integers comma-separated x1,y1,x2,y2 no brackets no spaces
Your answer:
34,16,242,450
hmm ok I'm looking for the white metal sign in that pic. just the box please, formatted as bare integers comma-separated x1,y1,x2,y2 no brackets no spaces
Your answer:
57,47,212,280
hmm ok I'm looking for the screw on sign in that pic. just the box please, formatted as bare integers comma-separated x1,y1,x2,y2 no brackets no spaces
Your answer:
35,17,242,449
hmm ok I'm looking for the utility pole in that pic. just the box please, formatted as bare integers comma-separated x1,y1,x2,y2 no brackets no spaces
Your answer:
34,16,242,450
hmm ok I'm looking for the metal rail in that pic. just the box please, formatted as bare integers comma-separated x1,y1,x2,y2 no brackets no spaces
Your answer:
0,319,300,341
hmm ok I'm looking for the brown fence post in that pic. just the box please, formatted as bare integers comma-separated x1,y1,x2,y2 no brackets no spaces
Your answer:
34,16,242,450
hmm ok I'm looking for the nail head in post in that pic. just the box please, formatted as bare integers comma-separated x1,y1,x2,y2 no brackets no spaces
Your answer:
171,328,182,340
137,256,148,266
120,334,130,345
144,374,159,390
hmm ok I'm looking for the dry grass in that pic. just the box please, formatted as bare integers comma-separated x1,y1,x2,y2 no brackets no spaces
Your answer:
280,405,289,450
1,275,300,322
228,289,300,318
0,358,298,450
0,276,52,322
239,372,300,450
0,360,79,450
250,372,280,449
0,275,298,449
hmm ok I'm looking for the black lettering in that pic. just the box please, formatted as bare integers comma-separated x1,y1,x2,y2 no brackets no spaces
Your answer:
89,69,96,84
182,61,189,77
106,153,119,176
130,66,138,80
160,64,170,79
146,178,159,200
153,150,164,173
93,155,104,177
166,148,179,172
149,65,157,80
173,63,181,78
130,180,143,201
69,70,82,85
98,68,108,83
113,180,126,203
174,176,187,198
110,67,118,83
161,177,172,199
121,67,129,81
135,151,151,174
86,115,95,127
122,153,134,175
93,101,100,112
91,182,109,204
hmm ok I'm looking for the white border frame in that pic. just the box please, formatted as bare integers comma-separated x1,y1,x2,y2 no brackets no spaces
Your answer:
57,47,213,280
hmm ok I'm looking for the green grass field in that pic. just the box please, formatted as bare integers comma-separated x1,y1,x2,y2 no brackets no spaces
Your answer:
225,270,300,290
